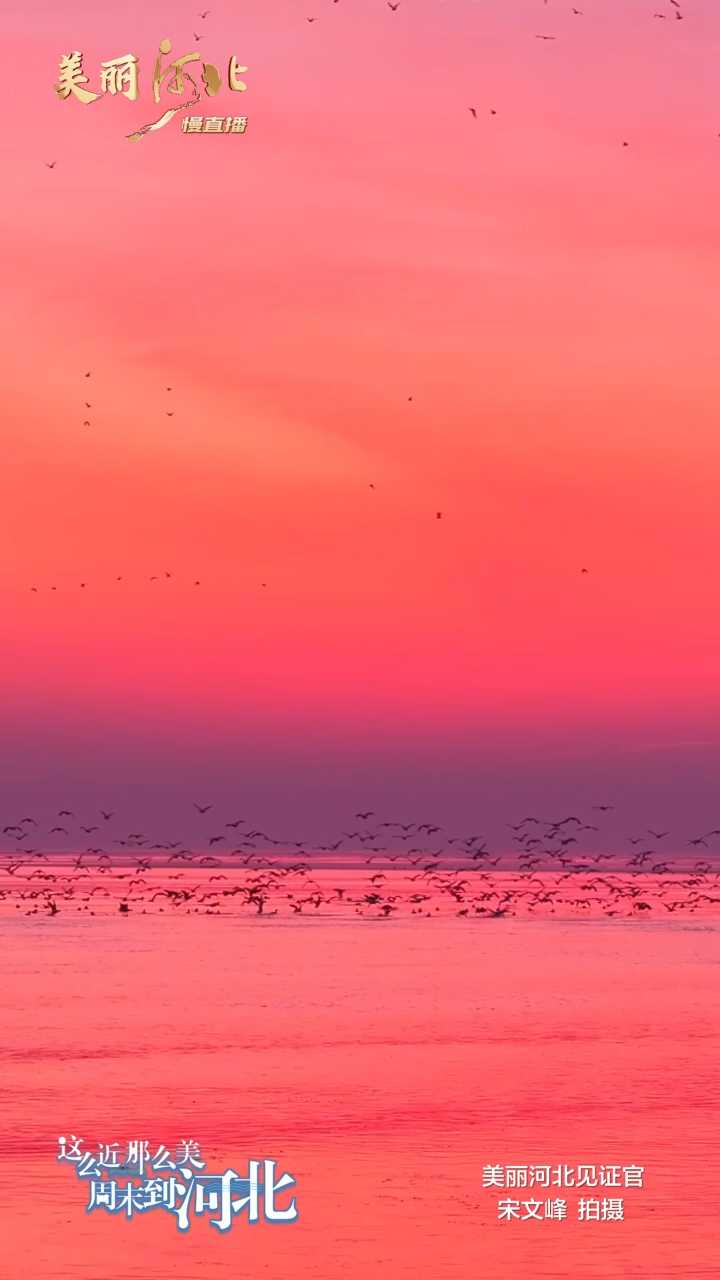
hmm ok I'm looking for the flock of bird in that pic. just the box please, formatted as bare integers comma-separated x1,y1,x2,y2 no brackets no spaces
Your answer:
25,0,710,925
1,801,719,920
303,1,689,33
33,0,708,596
303,0,692,164
18,370,446,595
75,369,180,437
43,1,705,171
20,369,600,596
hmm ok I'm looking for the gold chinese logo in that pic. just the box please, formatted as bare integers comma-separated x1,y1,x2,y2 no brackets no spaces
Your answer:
55,39,249,141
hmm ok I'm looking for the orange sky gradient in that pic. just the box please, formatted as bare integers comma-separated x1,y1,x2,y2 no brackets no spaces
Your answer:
2,0,720,835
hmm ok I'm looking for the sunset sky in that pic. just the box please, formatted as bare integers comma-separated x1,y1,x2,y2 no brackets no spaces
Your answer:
2,0,719,842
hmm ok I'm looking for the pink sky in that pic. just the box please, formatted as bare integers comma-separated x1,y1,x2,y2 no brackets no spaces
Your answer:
1,0,719,835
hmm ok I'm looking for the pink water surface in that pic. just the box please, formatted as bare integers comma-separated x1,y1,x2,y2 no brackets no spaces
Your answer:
1,908,718,1278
